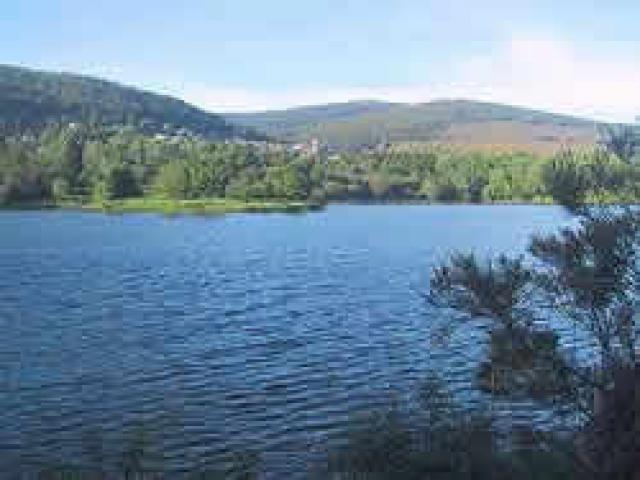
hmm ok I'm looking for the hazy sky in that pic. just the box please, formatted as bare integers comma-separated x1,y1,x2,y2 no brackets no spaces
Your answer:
2,0,639,120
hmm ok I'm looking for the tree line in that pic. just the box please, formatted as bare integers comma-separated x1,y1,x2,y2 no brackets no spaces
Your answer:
1,123,639,207
0,124,320,205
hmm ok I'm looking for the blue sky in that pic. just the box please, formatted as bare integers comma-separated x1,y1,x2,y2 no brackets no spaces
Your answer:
2,0,639,120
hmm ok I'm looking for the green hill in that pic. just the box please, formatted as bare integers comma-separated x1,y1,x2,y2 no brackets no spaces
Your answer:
0,64,249,139
227,100,600,153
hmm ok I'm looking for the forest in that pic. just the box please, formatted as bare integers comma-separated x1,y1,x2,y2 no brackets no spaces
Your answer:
1,122,639,209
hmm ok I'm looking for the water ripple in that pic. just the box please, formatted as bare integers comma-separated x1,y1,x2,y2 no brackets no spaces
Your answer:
0,205,570,477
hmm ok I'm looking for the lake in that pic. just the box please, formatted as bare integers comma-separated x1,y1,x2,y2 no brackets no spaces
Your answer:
0,205,571,477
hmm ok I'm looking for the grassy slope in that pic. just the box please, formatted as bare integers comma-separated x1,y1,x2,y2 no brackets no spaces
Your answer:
227,100,599,153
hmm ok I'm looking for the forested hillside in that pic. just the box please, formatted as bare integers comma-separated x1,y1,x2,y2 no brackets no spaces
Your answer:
0,65,601,151
0,64,250,139
227,100,599,153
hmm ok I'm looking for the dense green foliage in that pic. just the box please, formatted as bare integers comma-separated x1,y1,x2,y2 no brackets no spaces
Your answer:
0,124,317,206
0,64,252,139
1,122,639,208
324,145,640,203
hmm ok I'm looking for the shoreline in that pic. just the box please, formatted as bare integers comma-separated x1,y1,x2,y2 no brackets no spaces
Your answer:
2,197,636,215
0,198,325,215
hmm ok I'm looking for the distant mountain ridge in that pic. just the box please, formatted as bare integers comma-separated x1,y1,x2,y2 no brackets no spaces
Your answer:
0,64,602,152
227,100,600,153
0,64,249,139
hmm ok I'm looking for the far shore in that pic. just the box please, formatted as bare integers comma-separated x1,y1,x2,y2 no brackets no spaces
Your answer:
0,197,325,215
2,196,637,215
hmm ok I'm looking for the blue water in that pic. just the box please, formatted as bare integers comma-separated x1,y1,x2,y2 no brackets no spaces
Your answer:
0,205,570,476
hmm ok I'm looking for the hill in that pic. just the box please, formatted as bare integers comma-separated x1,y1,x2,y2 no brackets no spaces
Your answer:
226,100,600,153
0,64,249,139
